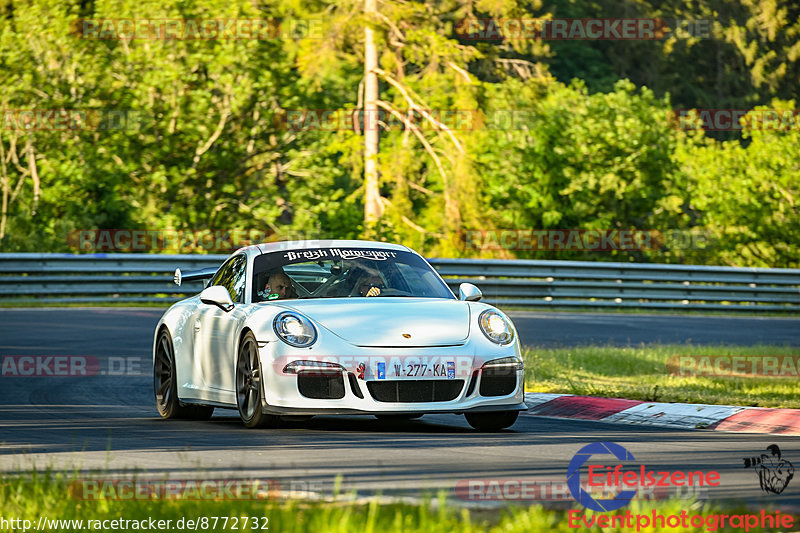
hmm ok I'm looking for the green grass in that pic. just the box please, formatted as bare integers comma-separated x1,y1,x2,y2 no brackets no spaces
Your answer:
524,344,800,408
0,472,794,533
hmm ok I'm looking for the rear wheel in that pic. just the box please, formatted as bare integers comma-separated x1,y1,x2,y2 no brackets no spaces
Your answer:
154,328,214,420
236,331,278,428
464,411,519,432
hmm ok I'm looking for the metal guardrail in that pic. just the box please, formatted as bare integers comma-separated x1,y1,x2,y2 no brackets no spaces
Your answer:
0,253,799,311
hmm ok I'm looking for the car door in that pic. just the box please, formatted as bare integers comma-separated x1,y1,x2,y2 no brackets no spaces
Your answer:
193,254,247,400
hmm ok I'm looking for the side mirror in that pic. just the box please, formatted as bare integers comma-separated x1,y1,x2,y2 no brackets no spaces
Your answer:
200,285,235,312
458,282,482,302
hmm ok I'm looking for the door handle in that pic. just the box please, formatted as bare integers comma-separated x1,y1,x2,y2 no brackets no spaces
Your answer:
194,321,201,331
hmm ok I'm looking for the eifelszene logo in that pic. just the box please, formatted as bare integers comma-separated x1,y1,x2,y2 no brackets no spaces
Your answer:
568,442,638,511
744,444,794,494
567,442,721,512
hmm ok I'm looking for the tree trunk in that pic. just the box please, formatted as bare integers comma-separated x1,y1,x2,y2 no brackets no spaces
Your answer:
0,139,8,241
363,0,383,224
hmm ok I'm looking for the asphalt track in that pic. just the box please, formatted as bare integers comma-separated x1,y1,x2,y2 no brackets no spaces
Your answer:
1,308,799,510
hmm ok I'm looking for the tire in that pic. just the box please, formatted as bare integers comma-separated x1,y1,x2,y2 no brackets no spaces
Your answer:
464,411,519,432
236,331,278,429
374,414,424,420
154,328,214,420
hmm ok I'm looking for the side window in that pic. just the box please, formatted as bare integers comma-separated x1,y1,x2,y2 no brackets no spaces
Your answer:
211,255,247,303
209,257,235,288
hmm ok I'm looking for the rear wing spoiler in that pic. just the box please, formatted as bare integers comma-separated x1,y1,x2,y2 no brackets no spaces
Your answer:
173,267,218,287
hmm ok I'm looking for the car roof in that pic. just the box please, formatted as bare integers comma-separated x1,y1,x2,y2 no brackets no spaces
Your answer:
237,240,411,256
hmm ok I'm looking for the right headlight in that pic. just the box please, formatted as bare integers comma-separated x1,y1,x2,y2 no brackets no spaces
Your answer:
478,310,515,345
273,312,317,348
483,356,524,370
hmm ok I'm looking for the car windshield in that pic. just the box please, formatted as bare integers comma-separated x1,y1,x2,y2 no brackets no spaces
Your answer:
251,247,454,302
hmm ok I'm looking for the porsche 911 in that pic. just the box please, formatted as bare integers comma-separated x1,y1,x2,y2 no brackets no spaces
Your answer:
153,240,525,431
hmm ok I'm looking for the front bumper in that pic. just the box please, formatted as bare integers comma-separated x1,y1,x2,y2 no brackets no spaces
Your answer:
260,402,528,416
259,349,525,415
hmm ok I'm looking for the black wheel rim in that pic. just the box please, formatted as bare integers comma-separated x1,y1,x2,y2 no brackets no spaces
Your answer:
237,337,260,420
154,333,173,409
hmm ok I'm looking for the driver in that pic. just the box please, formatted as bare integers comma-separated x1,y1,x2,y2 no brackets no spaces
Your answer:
355,273,385,297
259,271,296,301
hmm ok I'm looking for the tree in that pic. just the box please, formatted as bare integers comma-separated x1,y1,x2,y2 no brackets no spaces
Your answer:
363,0,382,224
675,100,800,267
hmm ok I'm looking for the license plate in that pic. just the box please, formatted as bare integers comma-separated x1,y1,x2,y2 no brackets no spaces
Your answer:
391,363,455,378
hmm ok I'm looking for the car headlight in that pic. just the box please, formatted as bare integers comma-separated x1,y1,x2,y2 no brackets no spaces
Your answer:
483,356,523,370
478,310,514,345
283,360,343,374
273,312,317,348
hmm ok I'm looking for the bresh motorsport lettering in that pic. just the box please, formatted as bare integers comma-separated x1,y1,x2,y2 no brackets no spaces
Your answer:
282,248,398,262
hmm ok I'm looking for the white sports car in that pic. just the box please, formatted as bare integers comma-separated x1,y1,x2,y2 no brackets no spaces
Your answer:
153,240,525,431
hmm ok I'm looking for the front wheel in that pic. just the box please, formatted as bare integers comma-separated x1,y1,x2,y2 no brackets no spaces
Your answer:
236,331,278,429
154,328,214,420
464,411,519,432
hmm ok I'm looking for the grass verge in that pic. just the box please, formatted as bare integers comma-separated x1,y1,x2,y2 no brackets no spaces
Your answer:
0,472,794,532
523,344,800,409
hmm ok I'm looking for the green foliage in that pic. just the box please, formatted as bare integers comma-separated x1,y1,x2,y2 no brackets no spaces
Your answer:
674,101,800,267
540,0,800,111
0,0,797,268
474,78,689,261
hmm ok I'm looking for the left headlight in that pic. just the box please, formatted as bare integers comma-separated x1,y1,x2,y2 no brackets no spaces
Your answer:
273,312,317,348
478,310,514,345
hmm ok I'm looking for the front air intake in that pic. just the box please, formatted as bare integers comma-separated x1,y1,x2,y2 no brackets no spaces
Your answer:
367,380,464,402
479,366,517,397
464,370,480,397
347,372,364,399
297,370,345,399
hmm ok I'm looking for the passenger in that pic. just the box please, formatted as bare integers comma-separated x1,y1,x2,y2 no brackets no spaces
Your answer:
259,271,297,300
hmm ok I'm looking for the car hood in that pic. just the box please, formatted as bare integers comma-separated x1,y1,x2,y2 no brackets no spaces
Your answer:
275,298,470,347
